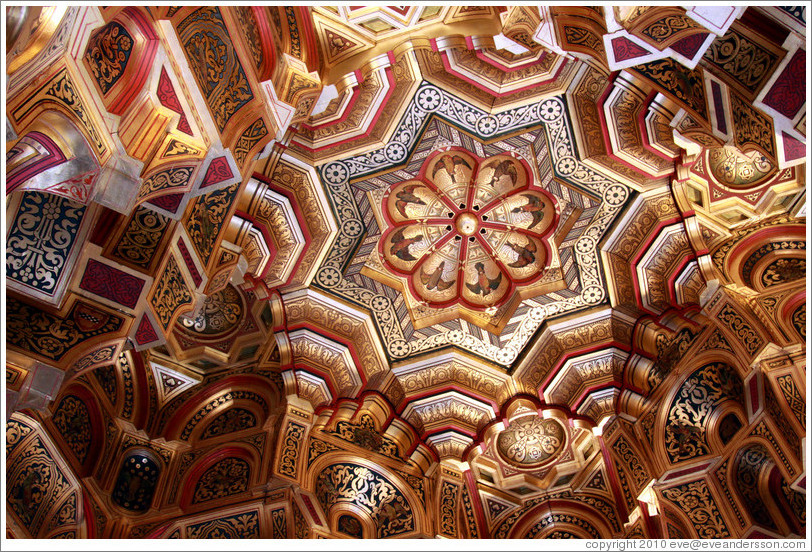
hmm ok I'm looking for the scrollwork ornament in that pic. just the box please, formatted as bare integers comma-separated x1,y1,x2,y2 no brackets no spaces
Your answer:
661,480,730,538
439,481,458,536
192,457,250,504
278,421,305,478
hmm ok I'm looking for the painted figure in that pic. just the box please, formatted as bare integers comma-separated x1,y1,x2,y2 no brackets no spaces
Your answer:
466,262,502,296
511,194,545,229
390,227,423,261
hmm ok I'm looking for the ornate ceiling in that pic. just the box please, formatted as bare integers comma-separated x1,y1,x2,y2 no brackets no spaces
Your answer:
4,4,808,543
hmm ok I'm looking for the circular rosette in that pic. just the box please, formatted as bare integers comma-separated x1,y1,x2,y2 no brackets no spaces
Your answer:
413,242,460,303
425,151,477,207
484,230,547,282
461,241,509,306
381,222,447,273
483,190,554,232
472,155,527,206
384,180,448,224
496,417,566,469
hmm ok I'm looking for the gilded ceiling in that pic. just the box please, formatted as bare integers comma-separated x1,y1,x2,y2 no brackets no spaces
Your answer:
4,4,808,543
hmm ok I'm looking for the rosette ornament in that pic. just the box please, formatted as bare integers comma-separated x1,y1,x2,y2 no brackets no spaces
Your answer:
379,149,557,315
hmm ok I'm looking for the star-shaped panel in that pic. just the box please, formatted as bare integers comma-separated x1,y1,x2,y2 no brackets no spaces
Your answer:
317,84,631,366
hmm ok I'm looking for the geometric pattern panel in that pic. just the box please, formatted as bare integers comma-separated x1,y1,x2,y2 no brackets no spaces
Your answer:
78,259,145,309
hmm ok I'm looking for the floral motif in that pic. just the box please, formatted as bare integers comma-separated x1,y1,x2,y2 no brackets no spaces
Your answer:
6,297,124,362
7,435,72,536
137,166,195,202
664,362,743,463
278,421,305,478
380,149,556,310
707,146,775,188
791,304,805,341
630,58,707,119
416,87,441,111
661,480,730,538
185,183,239,266
439,481,458,536
92,365,118,406
112,206,170,271
177,7,254,132
233,118,268,168
201,408,257,439
761,258,805,288
186,511,260,538
703,27,780,96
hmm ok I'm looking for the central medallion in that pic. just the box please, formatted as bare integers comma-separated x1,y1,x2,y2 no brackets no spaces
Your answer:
455,212,478,236
365,148,561,334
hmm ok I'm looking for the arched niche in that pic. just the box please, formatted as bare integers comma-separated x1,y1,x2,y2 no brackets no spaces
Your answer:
110,448,162,514
506,498,616,539
722,225,805,293
178,445,259,510
160,374,280,442
47,383,105,478
306,454,430,538
332,506,375,539
660,359,746,465
732,443,805,537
